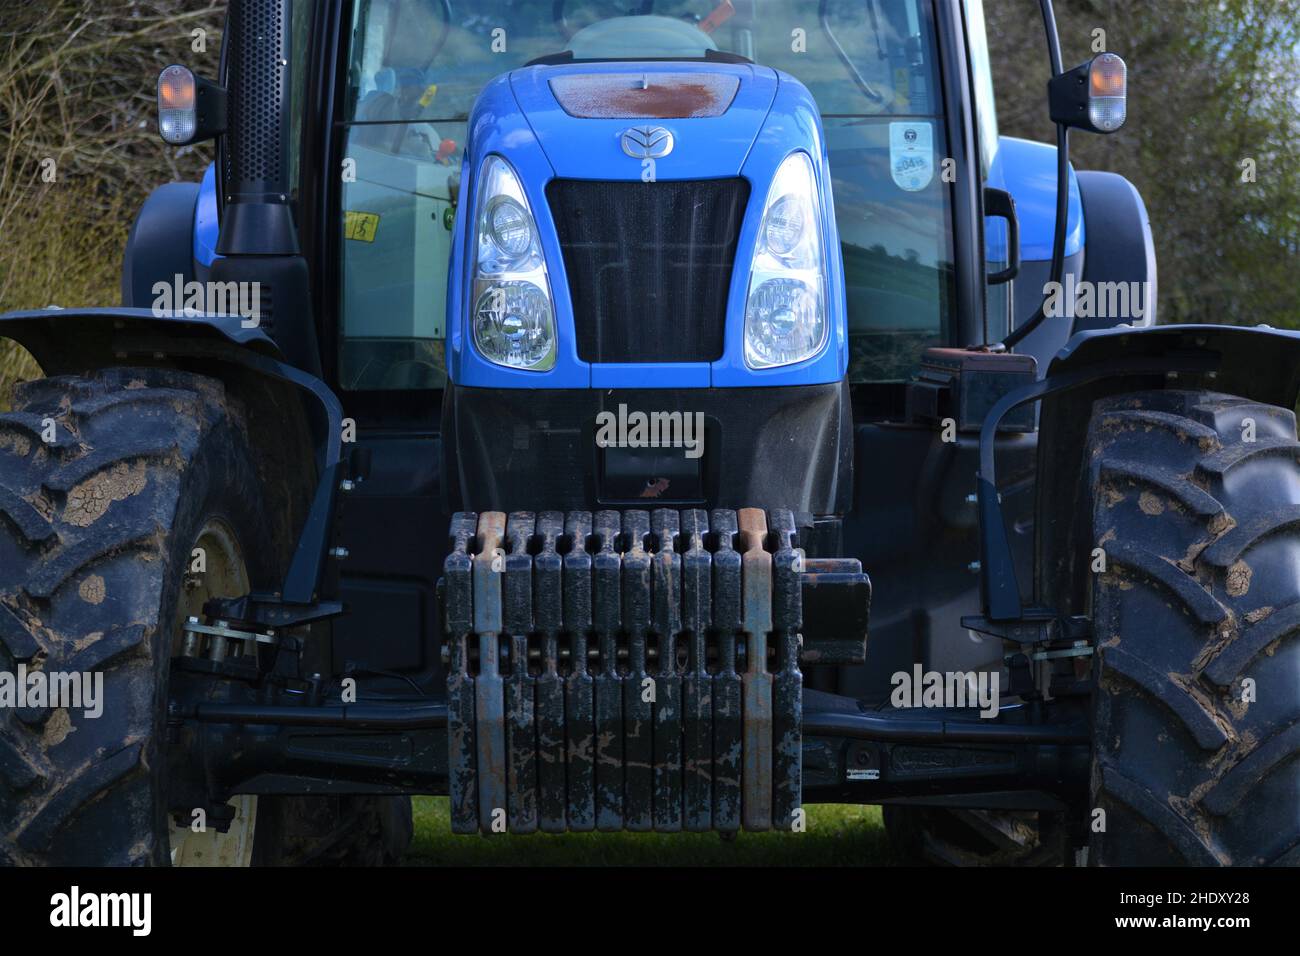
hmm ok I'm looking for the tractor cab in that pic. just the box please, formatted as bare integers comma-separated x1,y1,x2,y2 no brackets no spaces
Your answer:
336,0,968,395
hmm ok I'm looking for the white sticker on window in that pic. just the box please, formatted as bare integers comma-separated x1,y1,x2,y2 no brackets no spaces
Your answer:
890,121,934,192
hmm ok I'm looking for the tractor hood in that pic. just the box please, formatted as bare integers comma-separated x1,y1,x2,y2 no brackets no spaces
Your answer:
507,61,779,179
450,59,845,391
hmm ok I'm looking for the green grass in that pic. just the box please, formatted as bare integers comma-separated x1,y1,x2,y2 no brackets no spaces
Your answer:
406,797,902,866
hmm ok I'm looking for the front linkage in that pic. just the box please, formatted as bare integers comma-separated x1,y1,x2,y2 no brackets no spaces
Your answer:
443,507,842,834
173,492,1090,827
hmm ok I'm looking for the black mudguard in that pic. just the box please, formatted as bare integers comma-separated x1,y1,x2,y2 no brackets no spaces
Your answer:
1034,324,1300,616
0,306,342,607
120,183,201,308
1074,170,1159,333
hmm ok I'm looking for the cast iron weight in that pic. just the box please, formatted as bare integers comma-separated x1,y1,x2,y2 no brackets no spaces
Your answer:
534,511,567,833
503,512,538,834
710,509,743,833
473,511,507,833
738,508,774,831
563,511,596,831
444,512,478,834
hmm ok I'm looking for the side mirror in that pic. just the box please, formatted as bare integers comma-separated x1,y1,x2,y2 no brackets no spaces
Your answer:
1048,52,1127,134
157,65,227,146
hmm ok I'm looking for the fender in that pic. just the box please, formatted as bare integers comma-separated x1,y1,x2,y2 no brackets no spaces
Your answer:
0,306,343,608
1073,170,1157,333
972,323,1300,625
121,183,200,308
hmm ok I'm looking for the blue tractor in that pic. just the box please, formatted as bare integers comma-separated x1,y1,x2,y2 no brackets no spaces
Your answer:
1,0,1296,867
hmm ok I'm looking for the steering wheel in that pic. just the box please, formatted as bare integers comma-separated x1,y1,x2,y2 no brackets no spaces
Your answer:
553,0,656,40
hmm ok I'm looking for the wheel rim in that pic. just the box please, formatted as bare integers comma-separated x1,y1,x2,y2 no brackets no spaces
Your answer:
168,518,259,867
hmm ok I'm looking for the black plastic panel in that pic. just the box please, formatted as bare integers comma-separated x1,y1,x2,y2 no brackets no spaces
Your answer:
442,382,853,514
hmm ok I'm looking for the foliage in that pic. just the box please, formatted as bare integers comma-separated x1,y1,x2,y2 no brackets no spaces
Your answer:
0,0,223,405
986,0,1300,326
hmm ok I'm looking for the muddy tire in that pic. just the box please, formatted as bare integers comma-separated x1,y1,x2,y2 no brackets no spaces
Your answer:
0,368,409,866
1085,390,1300,866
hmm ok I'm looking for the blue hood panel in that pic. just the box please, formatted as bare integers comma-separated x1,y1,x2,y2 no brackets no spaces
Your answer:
509,61,778,180
450,63,845,389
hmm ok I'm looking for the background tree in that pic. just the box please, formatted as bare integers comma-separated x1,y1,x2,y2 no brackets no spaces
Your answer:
986,0,1300,325
0,0,221,405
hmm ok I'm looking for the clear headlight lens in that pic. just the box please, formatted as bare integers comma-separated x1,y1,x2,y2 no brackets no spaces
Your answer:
486,197,534,260
744,152,827,369
746,278,823,364
471,156,555,370
763,196,807,259
473,281,556,371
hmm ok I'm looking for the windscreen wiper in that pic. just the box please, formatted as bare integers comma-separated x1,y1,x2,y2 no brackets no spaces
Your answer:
820,0,887,105
523,48,753,67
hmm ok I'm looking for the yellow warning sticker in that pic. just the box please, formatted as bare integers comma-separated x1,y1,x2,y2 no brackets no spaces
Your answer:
344,211,380,242
889,67,909,102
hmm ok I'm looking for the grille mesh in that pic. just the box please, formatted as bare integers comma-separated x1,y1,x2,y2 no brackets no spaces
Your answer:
226,0,285,189
547,178,749,364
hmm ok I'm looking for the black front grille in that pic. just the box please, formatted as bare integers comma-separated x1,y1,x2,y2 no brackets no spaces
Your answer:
547,178,750,364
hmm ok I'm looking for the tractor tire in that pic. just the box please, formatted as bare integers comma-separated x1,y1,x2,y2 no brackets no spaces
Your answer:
0,368,409,866
1085,389,1300,866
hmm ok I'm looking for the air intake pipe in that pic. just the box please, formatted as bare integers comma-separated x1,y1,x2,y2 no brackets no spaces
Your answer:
210,0,321,375
217,0,298,256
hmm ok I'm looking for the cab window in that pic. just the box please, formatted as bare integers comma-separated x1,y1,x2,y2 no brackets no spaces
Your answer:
338,1,956,388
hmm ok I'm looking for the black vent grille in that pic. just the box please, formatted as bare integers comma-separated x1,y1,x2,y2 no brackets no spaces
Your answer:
547,178,749,364
226,0,287,190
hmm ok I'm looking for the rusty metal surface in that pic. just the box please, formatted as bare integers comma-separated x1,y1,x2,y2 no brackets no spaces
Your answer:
769,510,803,831
621,510,654,831
563,511,595,830
499,512,535,832
651,509,683,832
680,509,713,831
738,508,773,831
592,510,624,830
710,509,743,832
549,72,741,119
473,511,507,832
444,512,478,834
504,512,537,834
534,511,566,833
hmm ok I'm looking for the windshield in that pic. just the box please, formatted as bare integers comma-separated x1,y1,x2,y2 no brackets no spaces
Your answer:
338,0,954,389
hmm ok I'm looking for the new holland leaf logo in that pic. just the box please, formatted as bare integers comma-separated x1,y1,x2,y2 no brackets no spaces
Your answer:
621,125,675,159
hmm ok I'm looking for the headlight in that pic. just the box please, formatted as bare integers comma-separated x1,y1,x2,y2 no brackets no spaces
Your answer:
471,155,556,370
473,281,555,371
486,197,534,261
763,196,807,260
744,152,827,369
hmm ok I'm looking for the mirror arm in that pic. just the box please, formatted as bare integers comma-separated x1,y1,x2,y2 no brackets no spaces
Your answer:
1002,0,1069,350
